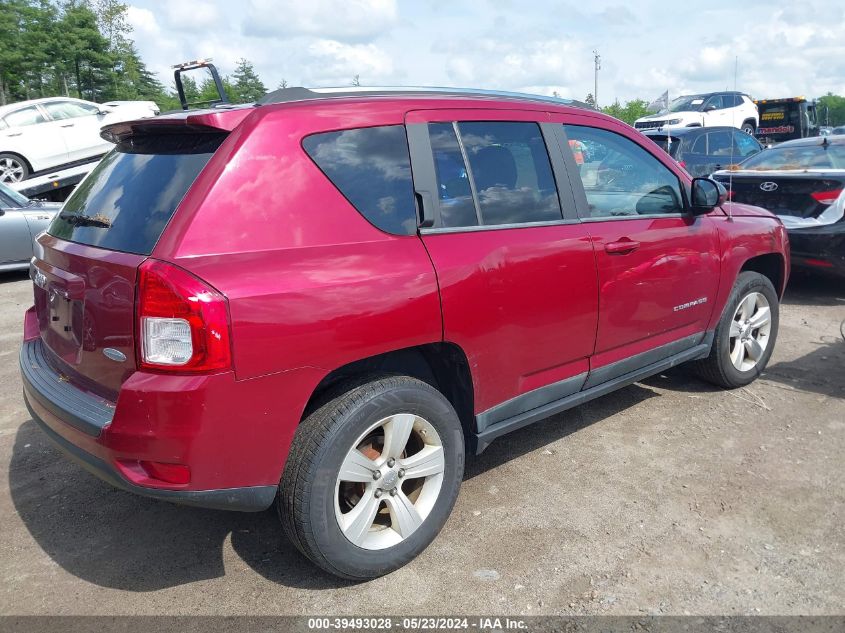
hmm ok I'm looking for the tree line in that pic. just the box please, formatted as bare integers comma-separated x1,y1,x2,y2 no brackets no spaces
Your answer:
0,0,268,110
3,1,845,127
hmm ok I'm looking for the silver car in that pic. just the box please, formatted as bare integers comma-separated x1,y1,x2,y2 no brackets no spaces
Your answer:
0,182,60,271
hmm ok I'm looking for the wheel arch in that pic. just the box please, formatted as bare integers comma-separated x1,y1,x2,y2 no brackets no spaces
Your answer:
302,342,477,437
741,118,757,132
740,252,786,298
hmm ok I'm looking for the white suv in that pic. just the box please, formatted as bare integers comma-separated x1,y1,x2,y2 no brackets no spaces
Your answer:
0,97,159,184
634,92,758,135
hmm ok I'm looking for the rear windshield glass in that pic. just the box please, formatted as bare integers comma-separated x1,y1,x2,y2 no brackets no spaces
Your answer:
740,144,845,170
48,133,225,255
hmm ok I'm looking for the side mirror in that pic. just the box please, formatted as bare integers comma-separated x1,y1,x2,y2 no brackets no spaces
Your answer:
97,106,114,116
703,104,716,112
690,177,727,214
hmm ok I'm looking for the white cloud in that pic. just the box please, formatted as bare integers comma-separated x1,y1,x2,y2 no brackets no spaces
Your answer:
124,0,845,104
242,0,398,41
161,1,221,33
305,40,395,86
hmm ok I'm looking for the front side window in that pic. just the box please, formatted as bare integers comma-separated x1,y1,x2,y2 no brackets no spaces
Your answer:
43,100,99,120
707,131,733,156
704,95,724,110
303,125,416,236
564,125,685,218
4,106,46,128
733,131,761,157
428,121,562,228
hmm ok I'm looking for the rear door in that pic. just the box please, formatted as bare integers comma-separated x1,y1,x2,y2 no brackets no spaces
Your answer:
406,109,598,425
31,131,225,400
552,115,720,380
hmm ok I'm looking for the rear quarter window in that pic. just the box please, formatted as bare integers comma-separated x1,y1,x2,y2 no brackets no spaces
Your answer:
48,133,224,255
302,125,417,235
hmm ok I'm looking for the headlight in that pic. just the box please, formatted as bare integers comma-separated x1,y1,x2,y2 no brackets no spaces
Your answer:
665,119,682,125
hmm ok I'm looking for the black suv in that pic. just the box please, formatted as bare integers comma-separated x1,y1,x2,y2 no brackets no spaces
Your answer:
642,126,763,177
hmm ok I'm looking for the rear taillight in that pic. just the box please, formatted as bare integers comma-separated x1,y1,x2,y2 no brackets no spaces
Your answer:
137,259,232,373
810,189,843,205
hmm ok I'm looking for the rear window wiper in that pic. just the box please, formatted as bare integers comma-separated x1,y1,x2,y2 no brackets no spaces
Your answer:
58,211,112,228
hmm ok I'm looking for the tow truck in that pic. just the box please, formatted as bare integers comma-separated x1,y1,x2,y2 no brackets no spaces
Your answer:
754,96,819,145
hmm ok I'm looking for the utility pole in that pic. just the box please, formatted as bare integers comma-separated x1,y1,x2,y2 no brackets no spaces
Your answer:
593,50,601,109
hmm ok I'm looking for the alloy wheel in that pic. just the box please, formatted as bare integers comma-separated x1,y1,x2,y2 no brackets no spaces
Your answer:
334,413,445,550
0,157,25,183
729,291,772,371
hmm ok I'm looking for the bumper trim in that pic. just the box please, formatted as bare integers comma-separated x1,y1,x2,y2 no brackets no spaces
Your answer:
25,396,277,512
20,339,113,438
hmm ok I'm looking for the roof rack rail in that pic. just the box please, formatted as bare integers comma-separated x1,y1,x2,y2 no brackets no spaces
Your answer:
256,86,592,110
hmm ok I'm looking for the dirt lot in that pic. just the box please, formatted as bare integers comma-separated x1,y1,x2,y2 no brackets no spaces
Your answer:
0,270,843,616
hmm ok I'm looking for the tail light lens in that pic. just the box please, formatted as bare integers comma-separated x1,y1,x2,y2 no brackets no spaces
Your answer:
137,259,232,373
810,189,843,205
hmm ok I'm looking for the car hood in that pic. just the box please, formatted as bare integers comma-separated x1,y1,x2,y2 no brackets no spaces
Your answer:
637,110,698,122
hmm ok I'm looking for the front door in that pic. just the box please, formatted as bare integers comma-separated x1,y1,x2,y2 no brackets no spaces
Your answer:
556,118,720,378
406,109,599,425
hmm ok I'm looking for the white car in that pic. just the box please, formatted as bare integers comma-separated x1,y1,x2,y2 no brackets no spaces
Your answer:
634,92,758,135
0,97,159,184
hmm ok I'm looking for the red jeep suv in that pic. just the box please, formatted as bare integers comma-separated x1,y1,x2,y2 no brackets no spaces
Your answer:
20,87,789,579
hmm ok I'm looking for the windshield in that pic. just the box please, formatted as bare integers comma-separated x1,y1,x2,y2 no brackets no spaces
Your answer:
0,181,31,207
48,132,225,255
739,144,845,170
667,95,705,113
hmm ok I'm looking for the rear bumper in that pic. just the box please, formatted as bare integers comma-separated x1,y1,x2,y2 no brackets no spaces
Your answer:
19,324,321,512
787,222,845,276
24,394,277,511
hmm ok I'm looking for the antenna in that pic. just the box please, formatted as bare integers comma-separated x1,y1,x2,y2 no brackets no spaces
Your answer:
726,56,739,221
593,50,601,109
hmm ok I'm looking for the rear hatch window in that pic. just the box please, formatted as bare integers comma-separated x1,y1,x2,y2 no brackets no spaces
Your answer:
48,132,225,255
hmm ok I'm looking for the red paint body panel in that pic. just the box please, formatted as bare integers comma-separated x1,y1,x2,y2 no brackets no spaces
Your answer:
420,226,598,413
585,216,721,359
21,94,791,503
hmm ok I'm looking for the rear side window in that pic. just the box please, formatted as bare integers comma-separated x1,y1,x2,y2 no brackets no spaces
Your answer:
48,133,224,255
303,125,417,235
428,121,562,228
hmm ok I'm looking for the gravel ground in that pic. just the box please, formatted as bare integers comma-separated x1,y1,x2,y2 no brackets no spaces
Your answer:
0,269,843,616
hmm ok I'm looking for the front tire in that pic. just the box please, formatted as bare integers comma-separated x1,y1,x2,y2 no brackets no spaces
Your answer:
694,271,779,388
279,375,464,579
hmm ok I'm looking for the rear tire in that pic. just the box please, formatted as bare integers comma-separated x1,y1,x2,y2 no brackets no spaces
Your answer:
693,271,779,388
278,375,464,579
0,153,30,184
741,121,756,135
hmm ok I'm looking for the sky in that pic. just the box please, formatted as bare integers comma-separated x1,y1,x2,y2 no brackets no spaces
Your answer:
125,0,845,107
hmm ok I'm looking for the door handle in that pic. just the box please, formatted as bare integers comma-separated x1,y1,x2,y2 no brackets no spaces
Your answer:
60,123,75,128
7,132,22,137
604,238,640,254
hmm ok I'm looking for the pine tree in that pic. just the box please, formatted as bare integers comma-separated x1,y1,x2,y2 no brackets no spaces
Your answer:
231,58,266,103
